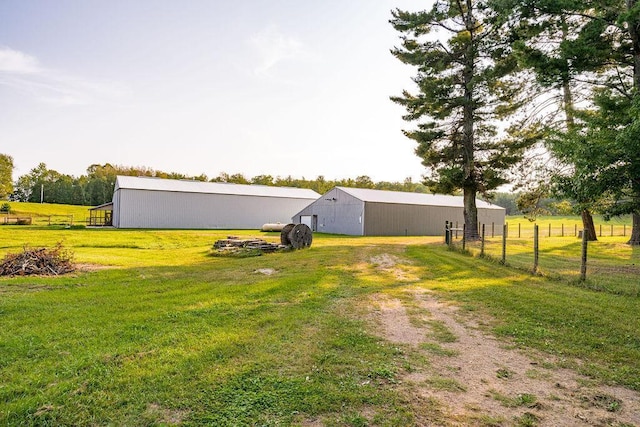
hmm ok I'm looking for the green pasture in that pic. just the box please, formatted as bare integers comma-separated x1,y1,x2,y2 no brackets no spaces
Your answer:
449,215,640,296
1,202,90,226
1,212,639,425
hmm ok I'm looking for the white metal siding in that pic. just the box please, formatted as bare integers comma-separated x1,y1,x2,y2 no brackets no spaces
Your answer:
116,188,316,229
292,188,365,235
293,187,506,236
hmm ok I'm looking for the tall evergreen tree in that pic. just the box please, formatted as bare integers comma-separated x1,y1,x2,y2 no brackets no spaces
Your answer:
390,0,528,239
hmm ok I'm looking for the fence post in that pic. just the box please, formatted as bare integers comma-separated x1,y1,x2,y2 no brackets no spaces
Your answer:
533,225,539,274
492,222,495,238
599,224,602,237
548,223,551,237
445,221,450,246
580,229,588,281
575,224,577,237
462,224,466,251
562,223,564,237
501,224,507,264
480,224,486,257
518,223,521,238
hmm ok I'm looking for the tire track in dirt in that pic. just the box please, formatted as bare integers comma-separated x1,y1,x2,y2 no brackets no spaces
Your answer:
368,254,640,426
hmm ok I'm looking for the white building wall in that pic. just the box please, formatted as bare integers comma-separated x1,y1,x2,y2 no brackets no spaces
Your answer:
115,188,315,229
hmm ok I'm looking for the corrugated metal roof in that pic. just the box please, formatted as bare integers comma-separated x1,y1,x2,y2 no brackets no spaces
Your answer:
336,187,504,210
115,176,321,199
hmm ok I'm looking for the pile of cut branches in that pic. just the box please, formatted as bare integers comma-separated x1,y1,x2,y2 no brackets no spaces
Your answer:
0,243,75,276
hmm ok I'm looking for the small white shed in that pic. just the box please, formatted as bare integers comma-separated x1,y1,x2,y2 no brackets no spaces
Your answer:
292,186,506,236
111,176,320,229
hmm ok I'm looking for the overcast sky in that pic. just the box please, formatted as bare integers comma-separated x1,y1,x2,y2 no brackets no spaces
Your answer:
0,0,432,182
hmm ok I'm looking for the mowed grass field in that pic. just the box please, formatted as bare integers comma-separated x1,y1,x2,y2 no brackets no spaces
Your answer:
1,206,639,425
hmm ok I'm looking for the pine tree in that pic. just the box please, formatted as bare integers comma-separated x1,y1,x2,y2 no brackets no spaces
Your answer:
391,0,528,240
497,0,614,240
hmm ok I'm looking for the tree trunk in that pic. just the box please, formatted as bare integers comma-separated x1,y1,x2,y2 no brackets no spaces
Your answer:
629,212,640,245
461,0,480,241
464,187,481,241
627,0,640,246
581,209,597,241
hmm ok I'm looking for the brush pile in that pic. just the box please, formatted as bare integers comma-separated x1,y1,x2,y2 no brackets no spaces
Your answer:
0,243,75,276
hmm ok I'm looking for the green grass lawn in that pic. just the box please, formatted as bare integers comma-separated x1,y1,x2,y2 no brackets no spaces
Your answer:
2,202,91,226
1,218,639,425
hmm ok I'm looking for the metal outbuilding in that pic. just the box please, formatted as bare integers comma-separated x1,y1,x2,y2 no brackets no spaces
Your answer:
111,176,320,229
291,186,506,236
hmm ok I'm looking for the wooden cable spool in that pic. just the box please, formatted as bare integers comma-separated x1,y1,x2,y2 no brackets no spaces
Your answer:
280,223,296,245
280,223,313,249
288,223,313,249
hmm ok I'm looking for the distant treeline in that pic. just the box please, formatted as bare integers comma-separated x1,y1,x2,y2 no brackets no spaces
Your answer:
11,162,568,214
11,163,433,206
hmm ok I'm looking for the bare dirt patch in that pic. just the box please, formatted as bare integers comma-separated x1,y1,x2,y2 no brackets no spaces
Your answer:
370,291,640,426
369,253,421,282
145,403,189,425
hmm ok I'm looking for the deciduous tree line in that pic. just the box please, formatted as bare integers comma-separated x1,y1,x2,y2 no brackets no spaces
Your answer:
391,0,640,244
0,159,429,206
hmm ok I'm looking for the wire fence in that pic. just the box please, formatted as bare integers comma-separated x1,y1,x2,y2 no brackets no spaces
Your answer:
445,222,640,297
1,214,77,227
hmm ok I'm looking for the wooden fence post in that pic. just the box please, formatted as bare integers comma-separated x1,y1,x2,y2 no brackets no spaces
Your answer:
445,221,450,246
548,223,551,237
580,229,588,281
480,224,486,257
462,224,466,251
501,224,507,264
518,223,521,238
492,222,495,238
533,225,539,274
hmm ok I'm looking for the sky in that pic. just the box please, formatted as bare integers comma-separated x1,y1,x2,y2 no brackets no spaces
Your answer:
0,0,432,183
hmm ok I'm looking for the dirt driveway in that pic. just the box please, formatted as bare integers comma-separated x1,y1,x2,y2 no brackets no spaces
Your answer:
368,254,640,426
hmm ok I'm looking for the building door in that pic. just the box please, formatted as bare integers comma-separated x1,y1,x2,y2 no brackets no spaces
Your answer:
300,215,312,228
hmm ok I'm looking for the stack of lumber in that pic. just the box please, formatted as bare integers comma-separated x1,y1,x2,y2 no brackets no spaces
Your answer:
0,244,75,276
